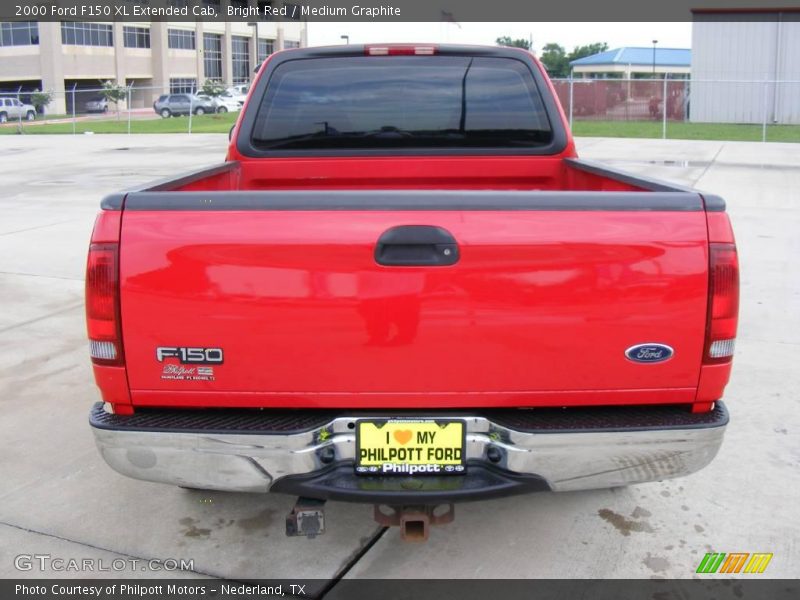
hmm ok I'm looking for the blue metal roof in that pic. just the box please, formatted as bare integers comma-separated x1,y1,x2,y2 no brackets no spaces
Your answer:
570,47,691,67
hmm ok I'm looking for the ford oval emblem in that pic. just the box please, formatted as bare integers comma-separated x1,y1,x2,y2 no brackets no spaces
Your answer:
625,343,674,364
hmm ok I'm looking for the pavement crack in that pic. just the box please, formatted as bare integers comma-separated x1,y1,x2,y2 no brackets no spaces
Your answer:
0,220,81,237
738,337,800,347
692,143,725,188
0,271,83,282
317,525,388,599
0,302,84,335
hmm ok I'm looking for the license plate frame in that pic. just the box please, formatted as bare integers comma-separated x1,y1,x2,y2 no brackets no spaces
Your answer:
355,418,466,476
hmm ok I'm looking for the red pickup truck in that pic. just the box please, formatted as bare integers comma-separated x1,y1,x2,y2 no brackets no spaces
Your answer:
87,44,738,541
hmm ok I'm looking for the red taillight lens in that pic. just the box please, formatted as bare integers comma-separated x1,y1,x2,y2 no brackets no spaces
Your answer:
365,45,437,56
704,243,739,364
86,243,123,366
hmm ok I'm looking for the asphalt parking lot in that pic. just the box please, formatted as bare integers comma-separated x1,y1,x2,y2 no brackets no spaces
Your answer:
0,134,797,585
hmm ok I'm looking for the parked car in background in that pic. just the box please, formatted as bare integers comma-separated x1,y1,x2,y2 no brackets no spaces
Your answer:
217,91,244,108
196,94,241,114
153,94,216,118
84,97,109,113
0,97,36,123
223,85,248,105
228,84,249,96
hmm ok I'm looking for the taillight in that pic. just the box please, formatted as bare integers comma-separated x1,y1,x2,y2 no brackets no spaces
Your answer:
704,243,739,364
86,243,123,366
365,45,437,56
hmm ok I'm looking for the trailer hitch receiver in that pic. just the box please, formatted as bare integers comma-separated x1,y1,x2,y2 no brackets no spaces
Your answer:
373,504,455,542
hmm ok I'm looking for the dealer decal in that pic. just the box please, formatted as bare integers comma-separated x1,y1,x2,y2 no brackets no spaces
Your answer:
160,364,216,382
157,346,222,381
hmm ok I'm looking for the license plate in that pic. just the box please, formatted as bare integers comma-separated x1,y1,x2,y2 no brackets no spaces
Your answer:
355,419,466,476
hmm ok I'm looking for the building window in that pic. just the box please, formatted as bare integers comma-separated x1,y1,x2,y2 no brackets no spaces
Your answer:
61,22,113,47
203,33,223,80
231,35,250,85
258,39,274,62
123,26,150,49
284,40,300,49
0,21,39,46
170,78,197,94
168,28,195,51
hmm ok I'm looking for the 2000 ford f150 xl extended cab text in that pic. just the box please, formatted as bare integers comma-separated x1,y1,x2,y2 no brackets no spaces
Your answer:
87,44,738,541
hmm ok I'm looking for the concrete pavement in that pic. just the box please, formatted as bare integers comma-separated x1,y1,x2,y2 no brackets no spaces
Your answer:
0,134,797,584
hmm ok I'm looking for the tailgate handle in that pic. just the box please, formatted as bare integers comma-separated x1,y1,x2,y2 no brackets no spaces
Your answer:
375,225,460,267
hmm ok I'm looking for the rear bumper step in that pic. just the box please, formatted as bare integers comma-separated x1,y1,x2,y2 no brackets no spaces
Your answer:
89,402,728,500
270,464,551,504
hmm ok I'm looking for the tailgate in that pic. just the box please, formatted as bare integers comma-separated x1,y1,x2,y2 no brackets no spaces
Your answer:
119,190,709,408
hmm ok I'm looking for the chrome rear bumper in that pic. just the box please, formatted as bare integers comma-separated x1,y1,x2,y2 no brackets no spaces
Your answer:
90,402,727,500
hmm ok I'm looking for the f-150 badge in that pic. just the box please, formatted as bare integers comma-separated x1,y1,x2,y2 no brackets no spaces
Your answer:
156,346,223,364
625,343,673,363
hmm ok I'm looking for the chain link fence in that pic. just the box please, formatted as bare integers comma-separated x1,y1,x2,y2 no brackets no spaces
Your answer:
2,78,800,142
551,78,800,143
0,83,241,135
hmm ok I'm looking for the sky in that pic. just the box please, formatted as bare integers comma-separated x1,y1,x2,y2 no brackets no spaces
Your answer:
307,22,693,54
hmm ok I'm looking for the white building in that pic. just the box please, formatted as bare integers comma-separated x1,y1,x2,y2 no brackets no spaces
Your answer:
0,4,306,113
691,10,800,124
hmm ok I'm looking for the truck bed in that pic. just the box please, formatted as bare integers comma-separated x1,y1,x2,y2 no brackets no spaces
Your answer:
103,155,709,200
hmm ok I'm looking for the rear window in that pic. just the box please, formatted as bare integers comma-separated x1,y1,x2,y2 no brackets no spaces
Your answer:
251,56,553,151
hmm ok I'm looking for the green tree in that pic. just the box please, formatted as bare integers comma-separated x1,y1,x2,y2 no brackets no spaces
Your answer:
540,43,569,77
30,89,53,115
100,80,128,120
539,42,609,77
201,79,225,98
496,36,530,50
567,42,609,65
